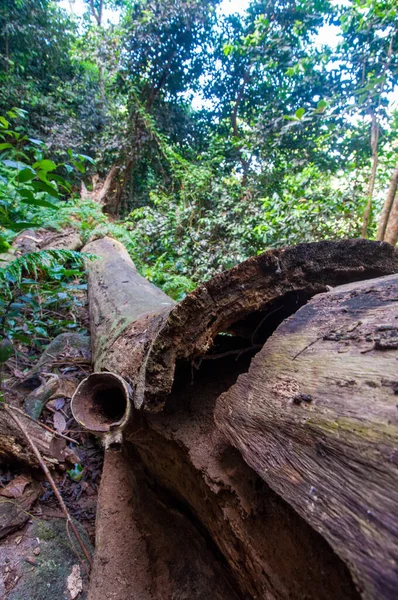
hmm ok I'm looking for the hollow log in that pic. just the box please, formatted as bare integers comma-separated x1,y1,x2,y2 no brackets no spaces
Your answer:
81,237,398,599
83,237,398,412
215,274,398,600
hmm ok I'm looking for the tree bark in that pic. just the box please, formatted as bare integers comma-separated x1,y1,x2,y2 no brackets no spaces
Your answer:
215,274,398,600
81,237,398,598
376,162,398,241
86,165,122,215
84,237,398,413
0,407,59,467
361,114,379,238
384,186,398,246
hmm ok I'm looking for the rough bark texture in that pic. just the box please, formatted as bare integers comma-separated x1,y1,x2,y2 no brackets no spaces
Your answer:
82,166,122,215
83,237,398,600
83,236,175,379
127,355,360,600
384,190,398,247
376,162,398,241
11,227,82,253
84,237,398,412
215,274,398,600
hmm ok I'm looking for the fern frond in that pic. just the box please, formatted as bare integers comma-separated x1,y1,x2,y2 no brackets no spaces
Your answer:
0,249,92,295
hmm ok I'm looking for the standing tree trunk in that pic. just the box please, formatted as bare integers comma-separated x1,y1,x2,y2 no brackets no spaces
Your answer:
376,162,398,241
384,182,398,246
361,114,379,238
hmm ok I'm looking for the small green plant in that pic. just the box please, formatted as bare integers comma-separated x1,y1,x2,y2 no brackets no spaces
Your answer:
0,250,91,357
0,110,96,365
0,108,94,251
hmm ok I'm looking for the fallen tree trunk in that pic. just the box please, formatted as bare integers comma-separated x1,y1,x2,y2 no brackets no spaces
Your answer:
215,274,398,600
80,237,398,599
83,237,398,411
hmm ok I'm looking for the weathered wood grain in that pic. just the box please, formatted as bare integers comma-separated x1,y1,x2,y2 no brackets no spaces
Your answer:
215,274,398,600
83,237,398,412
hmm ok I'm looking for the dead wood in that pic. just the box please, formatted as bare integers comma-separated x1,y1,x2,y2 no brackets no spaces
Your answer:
384,189,398,246
215,274,398,600
81,238,398,600
82,166,122,215
376,162,398,241
11,227,83,254
126,356,360,600
3,404,93,569
24,375,60,419
0,407,59,467
84,237,398,412
88,446,241,600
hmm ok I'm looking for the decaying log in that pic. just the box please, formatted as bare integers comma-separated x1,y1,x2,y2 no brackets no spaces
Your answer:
215,274,398,600
11,227,83,254
82,236,175,393
0,407,59,467
81,237,398,599
84,237,398,411
82,166,122,215
128,356,360,600
88,446,242,600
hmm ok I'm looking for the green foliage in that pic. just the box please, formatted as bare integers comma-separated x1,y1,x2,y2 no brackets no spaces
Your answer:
0,110,93,249
0,250,90,356
0,0,397,327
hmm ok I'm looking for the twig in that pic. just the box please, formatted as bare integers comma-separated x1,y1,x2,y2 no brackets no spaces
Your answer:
193,344,262,370
250,304,284,345
292,335,323,360
6,404,79,445
2,403,92,570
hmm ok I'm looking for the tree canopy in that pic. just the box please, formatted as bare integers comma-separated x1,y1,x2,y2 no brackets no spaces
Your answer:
0,0,397,286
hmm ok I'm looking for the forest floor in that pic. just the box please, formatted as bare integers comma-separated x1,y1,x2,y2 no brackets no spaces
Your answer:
0,279,101,599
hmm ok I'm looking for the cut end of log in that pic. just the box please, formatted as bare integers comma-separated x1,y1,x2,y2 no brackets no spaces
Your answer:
71,372,133,435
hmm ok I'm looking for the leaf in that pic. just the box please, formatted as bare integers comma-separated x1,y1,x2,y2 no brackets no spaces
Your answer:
78,153,95,164
34,326,48,337
33,159,57,172
12,333,31,344
5,221,39,231
50,174,71,191
0,143,13,151
2,159,28,170
53,411,67,432
71,160,85,173
28,138,44,146
18,168,36,183
0,339,13,363
295,108,305,119
55,398,65,411
67,464,84,482
0,117,9,128
20,195,59,210
31,180,59,198
317,99,328,112
0,474,31,498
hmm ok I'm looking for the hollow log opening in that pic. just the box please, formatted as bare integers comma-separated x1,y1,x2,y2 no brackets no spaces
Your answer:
72,372,131,433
